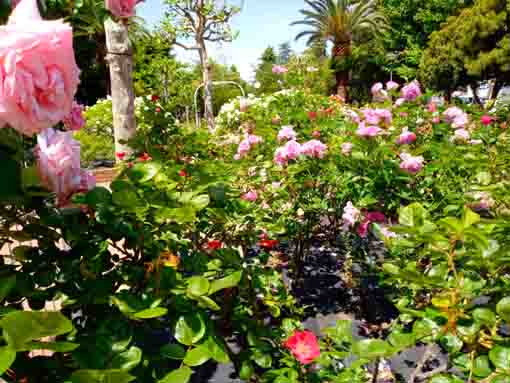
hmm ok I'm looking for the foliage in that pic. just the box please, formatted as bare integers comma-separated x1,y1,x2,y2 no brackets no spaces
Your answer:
419,0,510,97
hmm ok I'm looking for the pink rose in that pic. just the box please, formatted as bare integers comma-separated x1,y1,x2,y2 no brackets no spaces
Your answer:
105,0,139,18
356,123,382,138
399,152,424,174
342,201,360,230
272,65,288,74
63,101,85,131
241,190,258,202
301,139,327,159
274,140,302,166
371,83,388,101
341,142,353,155
469,139,483,145
371,82,383,95
432,116,441,124
427,102,437,113
363,109,381,125
375,108,392,125
386,81,399,91
481,115,493,126
443,107,468,128
234,134,262,159
277,126,297,141
453,128,470,142
396,128,417,145
0,0,80,136
345,109,360,124
401,81,422,101
395,98,406,107
35,128,95,206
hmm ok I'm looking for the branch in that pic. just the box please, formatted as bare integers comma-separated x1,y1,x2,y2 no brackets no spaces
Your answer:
409,345,436,383
173,40,199,50
173,4,197,30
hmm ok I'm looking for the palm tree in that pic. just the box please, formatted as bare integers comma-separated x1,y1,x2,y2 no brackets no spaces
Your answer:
292,0,388,100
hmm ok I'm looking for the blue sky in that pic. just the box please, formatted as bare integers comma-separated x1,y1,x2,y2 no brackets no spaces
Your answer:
137,0,308,80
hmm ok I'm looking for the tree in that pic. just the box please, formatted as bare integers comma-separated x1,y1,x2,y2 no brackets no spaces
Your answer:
292,0,388,100
419,0,510,101
381,0,473,81
278,41,292,64
254,46,280,95
162,0,240,131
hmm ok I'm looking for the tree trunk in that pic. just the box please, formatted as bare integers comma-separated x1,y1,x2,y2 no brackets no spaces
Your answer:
471,83,483,106
332,41,351,102
198,41,215,131
104,18,136,161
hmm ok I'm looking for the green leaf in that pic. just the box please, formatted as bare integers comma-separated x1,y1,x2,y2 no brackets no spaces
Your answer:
197,296,221,311
239,360,254,381
252,350,272,368
174,314,206,346
204,336,230,363
187,276,210,297
128,162,161,183
0,275,16,303
209,271,242,295
399,203,426,227
70,369,135,383
353,339,392,358
473,308,497,327
110,346,142,371
473,355,492,378
440,334,463,354
112,188,140,209
463,208,480,228
164,207,197,224
133,307,168,319
183,346,211,367
387,331,415,349
497,298,510,322
86,187,112,207
429,376,453,383
159,366,193,383
490,347,510,371
161,343,187,360
0,346,16,375
0,311,73,350
191,195,210,210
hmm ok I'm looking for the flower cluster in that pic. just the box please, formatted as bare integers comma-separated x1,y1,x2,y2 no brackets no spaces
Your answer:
400,152,424,174
234,134,263,160
274,139,327,166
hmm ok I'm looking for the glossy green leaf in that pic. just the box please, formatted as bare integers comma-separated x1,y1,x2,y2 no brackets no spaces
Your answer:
399,203,427,227
497,297,510,322
159,366,193,383
133,307,168,319
0,346,16,375
191,195,210,210
128,162,161,183
473,355,492,378
187,276,210,297
161,343,186,360
440,334,463,354
110,346,142,371
239,360,254,381
204,336,230,363
209,271,242,295
490,346,510,371
252,350,272,368
473,308,497,326
86,187,112,207
197,296,221,311
70,369,135,383
353,339,392,358
174,314,206,346
0,275,16,303
183,345,211,367
463,208,480,228
0,311,73,350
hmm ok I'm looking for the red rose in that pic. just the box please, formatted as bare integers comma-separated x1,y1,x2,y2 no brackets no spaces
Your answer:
139,152,152,162
179,169,187,177
308,111,317,121
283,330,320,365
312,130,321,138
207,239,223,250
259,239,278,250
155,107,161,113
116,151,126,160
151,95,160,102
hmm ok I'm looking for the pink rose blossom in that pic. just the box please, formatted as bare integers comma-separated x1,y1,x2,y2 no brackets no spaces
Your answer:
301,139,327,159
345,109,360,123
375,108,392,125
105,0,140,18
63,101,85,131
241,190,258,202
342,201,360,230
277,126,297,141
239,98,251,112
453,128,470,142
386,81,399,90
235,134,262,159
341,142,353,155
401,81,422,101
363,109,381,125
395,98,406,107
371,82,383,95
371,83,388,101
443,107,468,128
0,0,80,136
427,102,437,113
312,130,321,138
396,128,417,145
356,123,382,138
481,115,493,126
400,152,424,174
432,116,441,124
274,140,302,166
35,128,95,206
247,134,263,145
469,139,483,145
272,65,288,74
